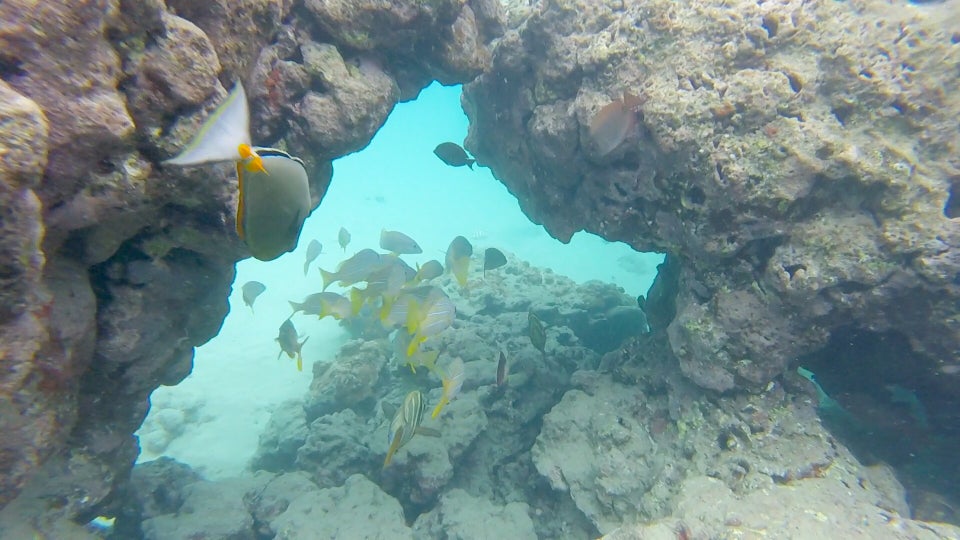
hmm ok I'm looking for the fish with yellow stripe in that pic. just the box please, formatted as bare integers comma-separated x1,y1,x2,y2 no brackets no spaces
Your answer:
383,390,440,467
164,82,312,262
431,357,465,419
405,287,456,357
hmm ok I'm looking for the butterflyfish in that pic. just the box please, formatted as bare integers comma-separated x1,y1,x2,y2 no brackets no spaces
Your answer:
163,82,312,261
445,236,473,288
431,357,465,419
483,248,507,276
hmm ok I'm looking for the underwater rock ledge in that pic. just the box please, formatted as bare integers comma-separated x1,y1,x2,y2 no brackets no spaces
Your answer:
463,0,959,393
0,0,501,530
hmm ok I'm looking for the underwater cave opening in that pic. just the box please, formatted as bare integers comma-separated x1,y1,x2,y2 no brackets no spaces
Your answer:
134,82,664,481
797,325,960,524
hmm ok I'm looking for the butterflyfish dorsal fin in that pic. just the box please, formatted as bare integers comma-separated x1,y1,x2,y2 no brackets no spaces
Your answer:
164,83,252,166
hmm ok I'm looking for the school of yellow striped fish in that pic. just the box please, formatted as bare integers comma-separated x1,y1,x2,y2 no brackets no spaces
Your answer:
165,80,522,469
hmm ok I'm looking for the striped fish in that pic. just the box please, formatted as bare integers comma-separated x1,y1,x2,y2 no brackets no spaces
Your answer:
384,390,427,467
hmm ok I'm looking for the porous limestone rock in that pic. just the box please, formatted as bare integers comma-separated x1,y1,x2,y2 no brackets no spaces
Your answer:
412,488,537,539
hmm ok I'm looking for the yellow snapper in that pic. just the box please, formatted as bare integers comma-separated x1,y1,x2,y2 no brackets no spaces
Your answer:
406,288,456,357
289,292,351,320
380,285,439,329
413,260,444,283
431,357,465,419
391,330,440,375
164,83,312,262
276,317,308,371
320,248,383,290
384,390,433,467
445,236,473,288
379,229,422,255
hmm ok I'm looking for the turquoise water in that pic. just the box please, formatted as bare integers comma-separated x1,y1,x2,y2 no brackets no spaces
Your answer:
137,82,663,477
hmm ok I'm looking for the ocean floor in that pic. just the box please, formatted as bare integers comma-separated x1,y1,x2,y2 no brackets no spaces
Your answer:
136,83,664,480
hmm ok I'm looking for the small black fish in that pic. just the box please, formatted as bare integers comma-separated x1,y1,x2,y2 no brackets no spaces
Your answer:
483,248,507,276
433,142,475,169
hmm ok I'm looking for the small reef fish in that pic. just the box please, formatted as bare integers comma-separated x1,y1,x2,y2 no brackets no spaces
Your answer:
406,288,457,356
303,240,323,275
164,83,312,261
338,227,351,251
391,331,440,374
320,248,382,290
381,285,437,328
432,357,465,419
413,260,444,283
588,92,645,157
358,260,410,315
528,311,546,355
241,280,266,312
384,390,436,467
289,292,352,320
380,229,422,255
445,235,473,288
276,317,308,371
483,247,507,276
496,350,508,386
433,142,475,169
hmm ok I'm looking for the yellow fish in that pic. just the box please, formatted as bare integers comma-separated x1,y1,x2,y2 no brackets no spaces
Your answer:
431,357,465,419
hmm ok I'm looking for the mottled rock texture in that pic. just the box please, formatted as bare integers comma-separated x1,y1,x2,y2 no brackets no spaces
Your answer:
0,0,501,531
463,0,959,396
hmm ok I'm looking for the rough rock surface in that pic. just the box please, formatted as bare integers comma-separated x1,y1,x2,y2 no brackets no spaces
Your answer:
412,488,537,539
0,0,502,530
463,0,960,399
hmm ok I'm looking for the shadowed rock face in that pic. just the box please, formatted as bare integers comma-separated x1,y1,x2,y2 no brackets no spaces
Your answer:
0,0,501,528
463,0,958,393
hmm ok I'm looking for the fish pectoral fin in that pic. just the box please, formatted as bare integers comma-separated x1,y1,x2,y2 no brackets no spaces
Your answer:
415,427,441,438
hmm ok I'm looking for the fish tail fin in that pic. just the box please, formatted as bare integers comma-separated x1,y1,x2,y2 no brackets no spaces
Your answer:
453,257,469,288
420,350,439,373
467,159,475,170
303,261,309,276
349,288,365,315
288,300,302,314
406,335,425,357
320,269,336,291
431,397,448,419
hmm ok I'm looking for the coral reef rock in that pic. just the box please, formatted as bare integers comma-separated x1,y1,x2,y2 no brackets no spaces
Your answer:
0,0,501,528
463,0,960,398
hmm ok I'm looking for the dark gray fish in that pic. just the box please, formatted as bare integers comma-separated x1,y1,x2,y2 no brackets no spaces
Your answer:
496,350,508,386
241,281,266,312
528,311,546,355
483,248,507,276
380,229,422,254
276,317,308,371
303,240,323,275
433,142,475,169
